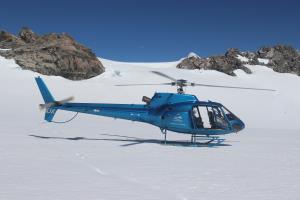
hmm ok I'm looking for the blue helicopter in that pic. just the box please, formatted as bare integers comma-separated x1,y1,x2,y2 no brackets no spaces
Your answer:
36,71,274,144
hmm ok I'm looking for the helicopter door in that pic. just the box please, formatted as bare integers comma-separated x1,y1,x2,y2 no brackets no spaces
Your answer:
192,107,204,128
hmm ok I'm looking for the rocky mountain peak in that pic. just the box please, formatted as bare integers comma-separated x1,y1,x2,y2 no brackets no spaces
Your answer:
177,48,251,76
0,28,105,80
18,27,39,43
177,45,300,76
257,45,300,75
225,48,240,58
0,30,25,49
0,30,14,41
187,52,200,59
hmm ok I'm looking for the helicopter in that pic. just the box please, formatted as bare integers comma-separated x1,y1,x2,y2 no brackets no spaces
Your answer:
35,71,275,144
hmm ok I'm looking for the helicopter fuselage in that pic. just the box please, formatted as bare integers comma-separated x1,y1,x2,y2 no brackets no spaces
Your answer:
48,92,245,136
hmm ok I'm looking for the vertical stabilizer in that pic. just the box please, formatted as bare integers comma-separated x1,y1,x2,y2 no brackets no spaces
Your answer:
35,77,57,122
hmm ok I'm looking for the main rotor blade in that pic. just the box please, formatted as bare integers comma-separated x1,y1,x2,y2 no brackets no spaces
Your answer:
194,83,276,91
151,71,177,81
115,83,172,86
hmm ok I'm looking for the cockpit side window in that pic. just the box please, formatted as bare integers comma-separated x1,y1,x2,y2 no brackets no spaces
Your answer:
212,106,223,118
194,105,230,130
211,106,228,129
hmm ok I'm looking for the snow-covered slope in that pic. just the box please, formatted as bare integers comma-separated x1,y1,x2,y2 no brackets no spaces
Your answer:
1,55,300,200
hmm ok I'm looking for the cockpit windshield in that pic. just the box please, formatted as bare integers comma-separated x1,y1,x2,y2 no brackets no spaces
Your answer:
221,105,239,121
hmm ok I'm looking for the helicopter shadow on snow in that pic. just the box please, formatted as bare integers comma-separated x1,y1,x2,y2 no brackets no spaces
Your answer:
29,133,233,148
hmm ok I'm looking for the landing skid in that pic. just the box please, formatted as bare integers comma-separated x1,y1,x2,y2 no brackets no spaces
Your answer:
160,129,225,145
191,135,225,144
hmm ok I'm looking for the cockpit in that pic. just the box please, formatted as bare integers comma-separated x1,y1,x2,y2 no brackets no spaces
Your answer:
192,103,245,133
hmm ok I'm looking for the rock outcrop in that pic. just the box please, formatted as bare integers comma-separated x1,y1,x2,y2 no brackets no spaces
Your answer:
0,27,104,80
177,49,251,76
19,27,39,43
0,30,25,49
257,45,300,75
177,45,300,76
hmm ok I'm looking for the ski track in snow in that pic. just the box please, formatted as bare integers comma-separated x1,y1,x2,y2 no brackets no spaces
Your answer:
75,152,108,176
74,152,182,199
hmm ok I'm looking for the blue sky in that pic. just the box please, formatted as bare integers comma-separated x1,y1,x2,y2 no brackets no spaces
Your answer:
1,0,299,61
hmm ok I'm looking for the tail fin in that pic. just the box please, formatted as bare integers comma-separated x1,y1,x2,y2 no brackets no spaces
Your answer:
44,107,57,122
35,77,57,122
35,76,55,103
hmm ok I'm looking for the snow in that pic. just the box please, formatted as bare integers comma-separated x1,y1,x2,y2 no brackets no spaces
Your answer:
0,48,11,51
237,54,249,62
187,52,200,58
258,58,270,65
1,55,300,200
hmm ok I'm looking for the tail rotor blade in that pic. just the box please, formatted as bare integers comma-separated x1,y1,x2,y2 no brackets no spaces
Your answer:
39,96,74,111
39,104,46,111
39,102,54,111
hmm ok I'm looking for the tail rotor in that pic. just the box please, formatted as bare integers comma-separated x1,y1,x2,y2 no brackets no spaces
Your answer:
35,76,74,122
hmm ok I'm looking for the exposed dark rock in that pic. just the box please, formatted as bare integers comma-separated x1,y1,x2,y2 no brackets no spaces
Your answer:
257,45,300,75
225,48,240,58
0,30,25,49
177,49,251,76
177,45,300,76
249,57,259,65
241,51,257,60
18,27,39,43
0,28,104,80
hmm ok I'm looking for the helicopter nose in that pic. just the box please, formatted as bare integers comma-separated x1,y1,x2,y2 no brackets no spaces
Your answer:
231,120,245,132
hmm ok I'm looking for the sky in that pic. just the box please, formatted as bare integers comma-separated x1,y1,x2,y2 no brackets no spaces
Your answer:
1,0,300,62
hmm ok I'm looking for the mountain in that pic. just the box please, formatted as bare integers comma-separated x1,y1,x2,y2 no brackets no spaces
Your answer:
0,53,300,200
177,45,300,76
0,27,105,80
